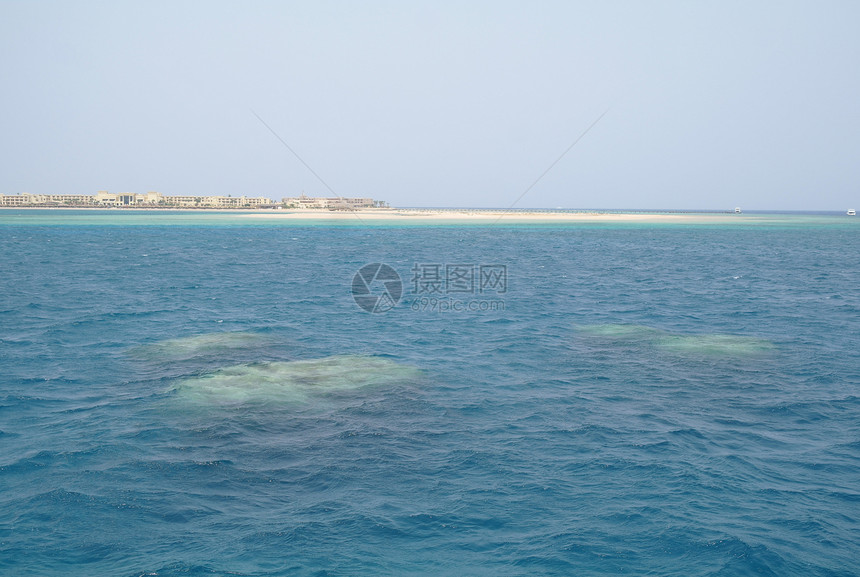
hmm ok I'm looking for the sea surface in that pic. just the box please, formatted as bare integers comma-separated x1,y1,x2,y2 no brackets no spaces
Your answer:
1,210,858,576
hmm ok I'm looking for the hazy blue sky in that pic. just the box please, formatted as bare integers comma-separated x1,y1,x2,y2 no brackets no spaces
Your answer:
2,1,858,209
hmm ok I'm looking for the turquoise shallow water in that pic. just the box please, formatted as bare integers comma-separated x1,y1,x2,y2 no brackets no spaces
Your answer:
1,210,858,576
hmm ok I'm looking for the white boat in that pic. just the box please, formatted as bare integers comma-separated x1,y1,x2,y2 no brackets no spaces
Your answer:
848,209,856,216
734,207,742,213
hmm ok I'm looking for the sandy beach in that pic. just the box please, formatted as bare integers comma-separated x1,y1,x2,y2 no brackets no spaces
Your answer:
240,208,744,223
4,207,850,226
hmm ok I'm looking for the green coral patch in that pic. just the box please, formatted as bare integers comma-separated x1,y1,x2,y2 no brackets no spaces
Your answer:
170,355,420,405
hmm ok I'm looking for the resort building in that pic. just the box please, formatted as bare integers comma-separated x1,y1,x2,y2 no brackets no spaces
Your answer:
282,195,383,209
0,194,36,206
1,193,98,206
1,191,386,209
1,191,275,208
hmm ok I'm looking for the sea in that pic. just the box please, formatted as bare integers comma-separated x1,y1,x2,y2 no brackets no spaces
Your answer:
1,209,858,576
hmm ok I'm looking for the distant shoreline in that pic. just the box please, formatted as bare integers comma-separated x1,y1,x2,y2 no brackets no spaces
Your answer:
0,206,273,211
1,206,853,224
0,206,724,219
242,209,741,223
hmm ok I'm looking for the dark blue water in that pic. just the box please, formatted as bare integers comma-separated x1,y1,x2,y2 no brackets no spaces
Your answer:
1,212,858,576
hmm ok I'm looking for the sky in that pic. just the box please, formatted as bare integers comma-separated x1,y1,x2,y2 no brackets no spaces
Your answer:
1,1,858,210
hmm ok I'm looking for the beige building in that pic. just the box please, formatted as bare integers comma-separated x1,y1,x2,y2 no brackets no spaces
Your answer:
0,194,35,206
282,195,378,209
160,195,273,208
2,191,274,208
1,191,389,209
203,196,273,208
94,191,144,206
1,193,96,206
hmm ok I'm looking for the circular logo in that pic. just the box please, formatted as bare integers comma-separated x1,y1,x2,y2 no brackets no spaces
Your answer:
352,263,402,313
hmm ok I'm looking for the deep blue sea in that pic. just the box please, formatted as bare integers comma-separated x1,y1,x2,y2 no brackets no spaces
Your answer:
1,210,858,576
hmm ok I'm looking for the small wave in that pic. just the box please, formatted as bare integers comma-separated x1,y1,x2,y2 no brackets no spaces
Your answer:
126,563,226,577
